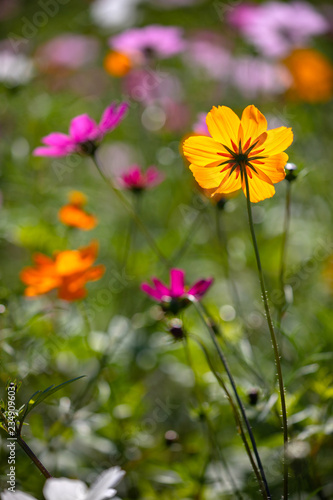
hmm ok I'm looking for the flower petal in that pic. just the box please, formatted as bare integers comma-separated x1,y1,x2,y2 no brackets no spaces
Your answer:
262,127,293,155
42,132,73,147
141,283,163,301
85,466,125,500
99,102,129,134
188,279,213,299
33,146,71,157
43,478,88,500
242,172,275,203
214,169,242,194
69,114,99,143
206,106,240,149
189,164,227,189
170,269,185,297
240,105,267,146
152,278,170,297
253,153,288,183
183,135,227,167
2,491,37,500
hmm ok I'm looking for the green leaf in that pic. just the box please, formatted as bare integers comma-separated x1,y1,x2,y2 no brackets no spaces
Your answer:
20,376,85,423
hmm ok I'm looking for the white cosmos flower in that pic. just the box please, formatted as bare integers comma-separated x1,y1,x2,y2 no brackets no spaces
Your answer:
2,467,125,500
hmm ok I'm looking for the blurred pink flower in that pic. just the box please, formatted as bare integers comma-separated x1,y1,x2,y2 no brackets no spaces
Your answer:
230,57,291,98
118,165,164,191
193,113,209,135
228,1,329,58
109,25,186,63
142,268,213,310
33,102,128,157
185,33,231,80
36,34,100,71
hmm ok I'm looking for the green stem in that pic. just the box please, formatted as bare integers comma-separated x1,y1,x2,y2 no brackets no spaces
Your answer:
277,182,292,326
244,171,289,499
91,152,169,269
192,301,271,500
183,337,244,500
16,435,52,479
189,334,267,500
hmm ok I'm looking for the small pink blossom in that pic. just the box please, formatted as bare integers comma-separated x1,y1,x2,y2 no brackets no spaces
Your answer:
141,268,213,312
33,103,128,157
193,113,209,135
228,1,329,58
109,25,186,63
118,165,164,192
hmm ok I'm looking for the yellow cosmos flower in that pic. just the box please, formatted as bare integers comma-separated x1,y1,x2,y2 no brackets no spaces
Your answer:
182,105,293,203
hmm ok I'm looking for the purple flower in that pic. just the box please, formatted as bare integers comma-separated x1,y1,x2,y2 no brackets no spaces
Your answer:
141,268,213,313
33,102,128,157
229,57,291,98
193,112,209,135
228,1,329,58
36,34,100,71
185,33,231,80
109,25,186,62
118,165,165,192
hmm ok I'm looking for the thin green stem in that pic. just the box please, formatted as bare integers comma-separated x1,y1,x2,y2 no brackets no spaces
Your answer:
192,301,271,500
183,337,244,500
277,182,292,326
189,333,267,500
244,171,289,499
91,152,169,269
171,211,203,265
16,435,52,478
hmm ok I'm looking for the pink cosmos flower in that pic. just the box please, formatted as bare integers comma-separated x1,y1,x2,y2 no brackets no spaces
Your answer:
193,112,209,135
36,34,100,71
141,268,213,313
33,102,128,157
109,25,186,63
228,1,329,58
118,165,164,192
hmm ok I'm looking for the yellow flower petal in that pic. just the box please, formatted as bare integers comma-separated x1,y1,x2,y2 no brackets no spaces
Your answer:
240,105,267,146
206,106,240,149
262,127,293,156
253,153,288,183
214,170,242,194
189,164,226,189
242,172,275,203
183,135,227,167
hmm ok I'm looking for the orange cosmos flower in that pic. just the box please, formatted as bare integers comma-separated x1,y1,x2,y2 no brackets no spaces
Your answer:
58,191,97,230
104,51,132,77
283,48,333,103
182,105,293,203
20,241,105,301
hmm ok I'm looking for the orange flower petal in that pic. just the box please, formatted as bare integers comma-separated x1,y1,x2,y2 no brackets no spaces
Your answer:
85,265,106,282
183,135,226,167
58,285,87,301
68,191,87,206
206,106,240,149
104,51,132,77
59,205,97,230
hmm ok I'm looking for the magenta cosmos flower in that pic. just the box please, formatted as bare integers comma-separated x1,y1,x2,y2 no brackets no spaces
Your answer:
141,268,213,313
228,1,329,58
33,102,128,157
109,25,186,63
118,165,164,192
